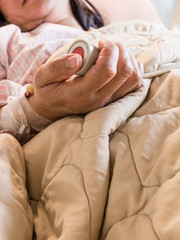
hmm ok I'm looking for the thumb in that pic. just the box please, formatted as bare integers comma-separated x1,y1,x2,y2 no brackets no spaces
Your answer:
35,54,83,87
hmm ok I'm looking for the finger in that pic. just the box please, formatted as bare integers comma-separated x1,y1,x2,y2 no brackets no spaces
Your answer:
34,53,83,88
102,50,143,102
128,51,139,69
97,42,134,97
111,69,143,101
93,42,133,105
129,53,144,78
111,52,143,100
78,39,119,93
138,61,144,75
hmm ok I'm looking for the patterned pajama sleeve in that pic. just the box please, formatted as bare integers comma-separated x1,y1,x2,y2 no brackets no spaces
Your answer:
0,23,83,140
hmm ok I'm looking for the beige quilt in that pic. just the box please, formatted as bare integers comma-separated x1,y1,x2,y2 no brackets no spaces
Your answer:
1,21,180,240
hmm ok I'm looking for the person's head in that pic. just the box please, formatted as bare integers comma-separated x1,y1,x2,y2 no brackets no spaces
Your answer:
0,0,104,31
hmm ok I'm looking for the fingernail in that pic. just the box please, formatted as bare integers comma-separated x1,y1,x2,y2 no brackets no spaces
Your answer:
66,55,81,69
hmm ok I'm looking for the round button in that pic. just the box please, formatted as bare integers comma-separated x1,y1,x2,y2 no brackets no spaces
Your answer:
72,46,84,59
68,39,99,76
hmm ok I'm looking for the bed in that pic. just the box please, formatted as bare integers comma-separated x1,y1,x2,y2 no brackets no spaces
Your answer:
1,4,180,240
21,20,180,239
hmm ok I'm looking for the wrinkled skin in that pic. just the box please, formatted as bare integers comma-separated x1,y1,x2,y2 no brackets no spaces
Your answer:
29,39,144,121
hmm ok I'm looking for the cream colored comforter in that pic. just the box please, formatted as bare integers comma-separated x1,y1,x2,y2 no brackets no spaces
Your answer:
1,21,180,240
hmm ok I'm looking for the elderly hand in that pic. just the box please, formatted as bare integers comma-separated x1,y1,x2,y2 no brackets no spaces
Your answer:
28,39,143,121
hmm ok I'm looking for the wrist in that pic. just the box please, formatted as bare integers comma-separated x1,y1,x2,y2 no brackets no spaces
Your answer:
27,94,52,120
28,94,70,121
20,95,52,132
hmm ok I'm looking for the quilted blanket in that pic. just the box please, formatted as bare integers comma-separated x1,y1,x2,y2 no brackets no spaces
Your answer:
2,21,180,240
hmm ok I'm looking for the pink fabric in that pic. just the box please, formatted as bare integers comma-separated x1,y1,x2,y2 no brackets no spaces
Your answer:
0,23,83,134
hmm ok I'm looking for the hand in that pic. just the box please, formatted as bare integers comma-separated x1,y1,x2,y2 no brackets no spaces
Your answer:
28,39,143,121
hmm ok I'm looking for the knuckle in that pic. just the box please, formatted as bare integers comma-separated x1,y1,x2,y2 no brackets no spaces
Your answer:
106,40,116,49
104,67,116,79
124,66,134,76
105,41,119,56
133,69,143,80
133,74,143,87
119,57,133,72
118,65,133,79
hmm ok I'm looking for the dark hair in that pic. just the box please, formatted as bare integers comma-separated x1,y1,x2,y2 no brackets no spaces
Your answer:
70,0,104,30
0,0,104,30
0,11,7,27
